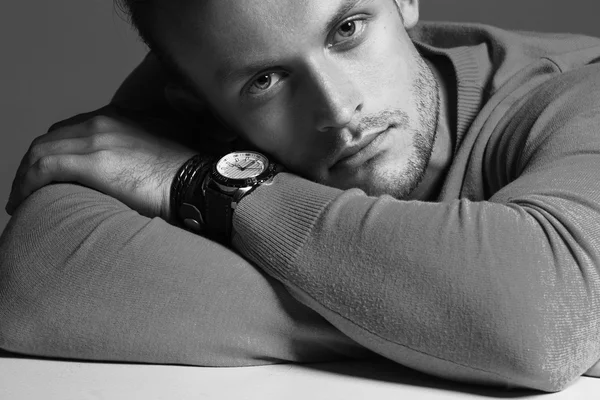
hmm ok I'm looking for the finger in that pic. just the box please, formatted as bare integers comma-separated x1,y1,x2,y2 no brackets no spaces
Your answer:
25,137,102,167
15,120,122,190
7,131,125,211
8,110,127,210
9,136,92,203
7,109,121,215
47,105,117,132
26,127,129,168
7,154,82,214
23,115,115,170
45,114,119,143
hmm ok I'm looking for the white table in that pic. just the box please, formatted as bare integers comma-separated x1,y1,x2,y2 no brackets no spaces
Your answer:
1,350,598,399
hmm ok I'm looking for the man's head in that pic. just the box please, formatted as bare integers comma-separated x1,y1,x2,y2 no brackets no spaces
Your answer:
119,0,440,199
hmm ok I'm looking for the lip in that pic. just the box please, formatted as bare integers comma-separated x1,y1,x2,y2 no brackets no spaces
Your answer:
334,127,390,169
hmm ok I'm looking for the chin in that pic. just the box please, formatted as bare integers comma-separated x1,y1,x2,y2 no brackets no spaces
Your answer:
362,159,429,199
326,167,417,199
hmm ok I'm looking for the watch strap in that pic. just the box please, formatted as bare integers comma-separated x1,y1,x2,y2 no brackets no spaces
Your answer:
171,154,213,227
177,152,281,244
203,185,235,244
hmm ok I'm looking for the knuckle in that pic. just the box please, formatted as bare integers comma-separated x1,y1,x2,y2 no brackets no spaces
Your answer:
27,135,65,166
93,149,114,164
35,155,75,177
88,132,117,149
47,111,93,132
47,119,71,133
29,134,47,149
27,141,48,166
47,120,66,133
27,144,43,162
86,115,115,132
35,155,57,174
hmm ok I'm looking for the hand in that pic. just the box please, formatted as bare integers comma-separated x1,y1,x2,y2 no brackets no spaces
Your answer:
6,106,197,221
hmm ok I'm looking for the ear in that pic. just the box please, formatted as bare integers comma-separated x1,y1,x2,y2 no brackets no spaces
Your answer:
395,0,420,30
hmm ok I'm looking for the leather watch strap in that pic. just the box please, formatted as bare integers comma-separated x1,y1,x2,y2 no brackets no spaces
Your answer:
203,185,235,244
171,154,213,224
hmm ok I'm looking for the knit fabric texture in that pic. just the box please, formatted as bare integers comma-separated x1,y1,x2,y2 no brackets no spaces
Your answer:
2,22,600,392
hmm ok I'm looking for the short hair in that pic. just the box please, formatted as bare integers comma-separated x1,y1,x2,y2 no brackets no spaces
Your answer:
116,0,195,88
115,0,156,50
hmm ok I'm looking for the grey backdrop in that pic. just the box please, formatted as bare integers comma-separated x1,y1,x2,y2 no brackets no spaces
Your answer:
2,0,600,235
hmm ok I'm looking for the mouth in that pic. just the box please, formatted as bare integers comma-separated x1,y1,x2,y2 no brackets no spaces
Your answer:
333,126,392,170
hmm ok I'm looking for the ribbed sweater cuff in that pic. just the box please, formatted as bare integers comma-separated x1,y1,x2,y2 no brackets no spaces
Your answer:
232,173,342,276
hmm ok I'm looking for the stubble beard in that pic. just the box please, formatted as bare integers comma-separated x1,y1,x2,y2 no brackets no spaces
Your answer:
377,56,440,200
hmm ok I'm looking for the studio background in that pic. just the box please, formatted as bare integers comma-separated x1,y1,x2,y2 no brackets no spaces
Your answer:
2,0,599,235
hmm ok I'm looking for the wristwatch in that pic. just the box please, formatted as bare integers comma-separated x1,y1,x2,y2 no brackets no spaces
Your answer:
179,151,282,243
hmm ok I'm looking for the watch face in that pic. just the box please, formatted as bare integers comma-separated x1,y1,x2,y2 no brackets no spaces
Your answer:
216,151,269,180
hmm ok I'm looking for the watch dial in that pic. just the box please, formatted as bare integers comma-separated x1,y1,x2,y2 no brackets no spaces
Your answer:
216,151,269,180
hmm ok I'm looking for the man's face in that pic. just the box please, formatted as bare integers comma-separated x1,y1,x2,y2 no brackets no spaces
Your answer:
159,0,439,198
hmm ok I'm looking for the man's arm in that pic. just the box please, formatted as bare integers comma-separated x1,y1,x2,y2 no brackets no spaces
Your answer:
5,53,598,389
0,53,370,365
0,182,369,364
230,65,600,391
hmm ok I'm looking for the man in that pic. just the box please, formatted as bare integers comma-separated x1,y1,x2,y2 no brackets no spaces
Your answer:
1,0,600,392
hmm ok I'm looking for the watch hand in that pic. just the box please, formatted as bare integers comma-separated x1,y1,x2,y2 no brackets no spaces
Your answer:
239,160,258,171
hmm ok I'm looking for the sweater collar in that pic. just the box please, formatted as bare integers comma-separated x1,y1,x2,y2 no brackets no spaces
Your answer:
412,39,485,153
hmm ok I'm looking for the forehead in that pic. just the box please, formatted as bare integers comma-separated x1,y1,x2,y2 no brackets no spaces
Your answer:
195,0,375,38
161,0,381,85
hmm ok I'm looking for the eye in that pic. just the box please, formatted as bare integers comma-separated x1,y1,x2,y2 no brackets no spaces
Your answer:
247,72,286,95
338,21,357,37
332,19,366,43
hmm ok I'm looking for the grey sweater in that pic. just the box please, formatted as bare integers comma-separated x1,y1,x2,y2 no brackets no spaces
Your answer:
2,22,600,392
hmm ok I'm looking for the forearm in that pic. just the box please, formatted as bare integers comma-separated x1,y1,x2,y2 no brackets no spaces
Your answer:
0,183,369,365
232,173,600,391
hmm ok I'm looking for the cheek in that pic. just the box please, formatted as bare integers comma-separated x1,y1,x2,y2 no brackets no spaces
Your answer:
373,39,425,125
357,18,415,104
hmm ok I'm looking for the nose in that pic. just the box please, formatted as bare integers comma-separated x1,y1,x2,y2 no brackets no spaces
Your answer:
308,58,364,132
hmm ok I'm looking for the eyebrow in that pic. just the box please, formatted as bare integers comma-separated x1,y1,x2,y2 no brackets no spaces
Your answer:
215,0,370,86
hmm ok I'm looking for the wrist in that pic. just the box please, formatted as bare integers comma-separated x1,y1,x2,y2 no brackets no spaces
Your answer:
174,150,282,244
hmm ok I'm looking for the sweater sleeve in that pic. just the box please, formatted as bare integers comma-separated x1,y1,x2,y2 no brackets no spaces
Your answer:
231,65,600,391
0,183,370,365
